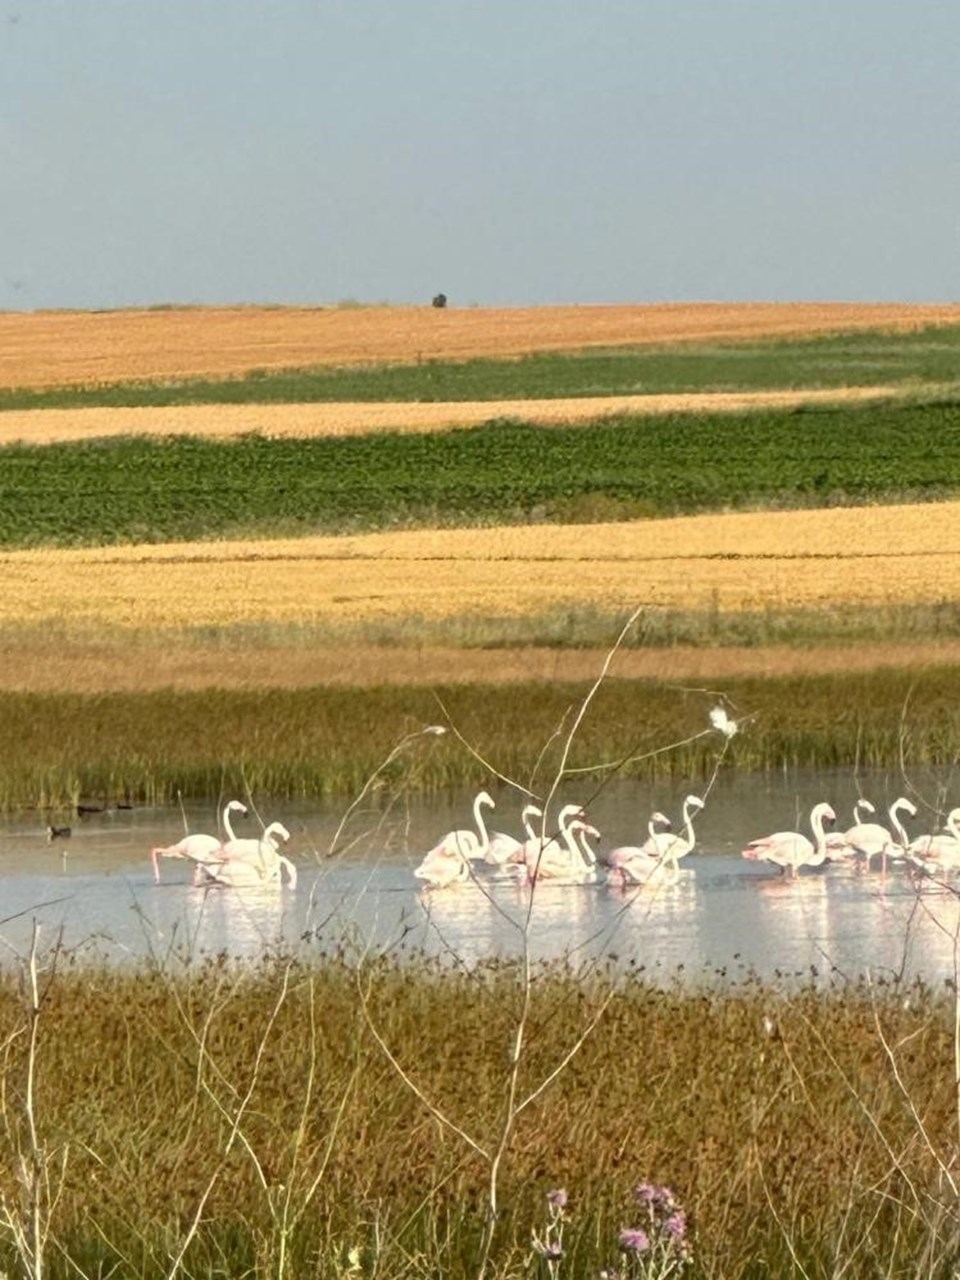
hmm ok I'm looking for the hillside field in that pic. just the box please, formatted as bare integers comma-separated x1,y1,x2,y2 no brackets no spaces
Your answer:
2,303,960,794
4,301,960,388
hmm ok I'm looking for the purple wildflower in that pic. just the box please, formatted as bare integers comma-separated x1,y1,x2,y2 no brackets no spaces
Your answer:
547,1188,568,1211
664,1211,687,1240
635,1182,675,1210
618,1227,650,1253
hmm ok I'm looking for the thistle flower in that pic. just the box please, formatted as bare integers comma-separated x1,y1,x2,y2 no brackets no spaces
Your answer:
547,1188,568,1211
664,1212,687,1240
618,1227,650,1253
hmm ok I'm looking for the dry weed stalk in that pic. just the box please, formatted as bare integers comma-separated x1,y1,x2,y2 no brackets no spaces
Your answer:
354,605,738,1280
0,924,69,1280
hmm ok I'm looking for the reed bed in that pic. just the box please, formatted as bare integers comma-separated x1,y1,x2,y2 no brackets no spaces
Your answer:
5,302,960,389
0,953,957,1278
1,667,959,811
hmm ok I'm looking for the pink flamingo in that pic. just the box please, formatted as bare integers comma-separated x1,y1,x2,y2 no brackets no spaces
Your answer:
823,799,876,861
607,795,705,887
607,811,673,887
413,791,497,887
422,790,496,862
413,844,472,889
741,802,836,877
150,799,248,884
525,814,600,885
485,803,543,867
219,818,290,865
906,807,960,870
200,826,297,888
841,797,917,872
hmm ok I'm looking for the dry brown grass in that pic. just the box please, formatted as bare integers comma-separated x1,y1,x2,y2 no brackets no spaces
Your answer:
0,385,924,446
3,636,960,692
3,302,960,388
2,500,959,630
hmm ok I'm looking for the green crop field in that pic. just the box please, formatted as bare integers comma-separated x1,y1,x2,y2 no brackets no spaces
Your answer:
1,324,959,410
2,398,960,547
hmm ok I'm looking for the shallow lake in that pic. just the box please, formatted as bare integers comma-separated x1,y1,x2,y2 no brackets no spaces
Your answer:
2,767,960,985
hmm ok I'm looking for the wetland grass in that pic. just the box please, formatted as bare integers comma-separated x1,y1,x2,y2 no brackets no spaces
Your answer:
0,954,957,1278
0,667,959,810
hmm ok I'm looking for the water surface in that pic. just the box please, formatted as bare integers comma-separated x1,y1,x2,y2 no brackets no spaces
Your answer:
1,768,958,985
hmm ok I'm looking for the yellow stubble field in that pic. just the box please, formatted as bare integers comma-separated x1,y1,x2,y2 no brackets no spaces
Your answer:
1,501,957,632
4,302,960,388
0,386,919,447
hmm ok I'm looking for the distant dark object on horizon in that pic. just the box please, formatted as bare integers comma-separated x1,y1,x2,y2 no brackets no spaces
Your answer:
432,293,447,309
47,825,71,842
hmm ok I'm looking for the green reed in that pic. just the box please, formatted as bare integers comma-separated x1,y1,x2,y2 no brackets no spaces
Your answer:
0,953,957,1278
1,667,960,811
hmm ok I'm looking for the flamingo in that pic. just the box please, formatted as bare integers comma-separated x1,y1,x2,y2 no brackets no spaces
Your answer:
150,799,249,884
607,811,674,888
741,802,837,877
841,797,917,871
485,803,543,867
823,799,876,861
607,795,704,887
526,814,600,885
219,818,289,866
906,808,960,869
655,794,704,865
413,790,497,887
522,803,585,868
414,845,472,888
201,826,297,888
421,790,496,863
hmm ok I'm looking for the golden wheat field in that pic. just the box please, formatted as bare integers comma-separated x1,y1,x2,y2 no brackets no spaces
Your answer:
2,501,958,631
0,385,918,446
4,302,960,388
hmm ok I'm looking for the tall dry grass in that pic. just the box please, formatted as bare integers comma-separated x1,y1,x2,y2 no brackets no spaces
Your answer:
0,953,956,1278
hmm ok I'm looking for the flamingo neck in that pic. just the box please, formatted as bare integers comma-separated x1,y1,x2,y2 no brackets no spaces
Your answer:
562,821,592,870
810,807,830,857
681,800,698,849
473,795,492,851
522,806,543,842
888,801,911,846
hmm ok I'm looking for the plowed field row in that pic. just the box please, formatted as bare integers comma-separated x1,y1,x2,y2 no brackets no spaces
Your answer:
5,302,960,388
0,385,913,446
2,500,959,629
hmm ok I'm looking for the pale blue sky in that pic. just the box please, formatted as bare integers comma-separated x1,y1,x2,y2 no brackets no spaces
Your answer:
2,0,958,309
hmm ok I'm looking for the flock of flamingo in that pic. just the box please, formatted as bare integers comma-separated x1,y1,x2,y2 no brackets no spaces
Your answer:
413,790,960,889
150,800,297,888
146,708,960,894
